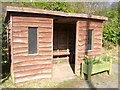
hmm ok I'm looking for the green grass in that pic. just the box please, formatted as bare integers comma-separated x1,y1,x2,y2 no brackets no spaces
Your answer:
1,76,81,88
102,46,119,64
54,77,82,88
1,74,82,88
2,67,117,88
102,45,119,57
1,71,118,88
1,76,59,88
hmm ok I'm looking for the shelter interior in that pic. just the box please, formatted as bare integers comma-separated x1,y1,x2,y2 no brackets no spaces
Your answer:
53,18,77,72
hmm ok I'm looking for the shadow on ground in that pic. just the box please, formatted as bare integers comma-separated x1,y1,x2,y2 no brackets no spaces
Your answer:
86,80,96,89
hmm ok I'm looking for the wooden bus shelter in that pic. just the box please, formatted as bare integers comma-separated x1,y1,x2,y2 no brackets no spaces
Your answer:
5,6,108,83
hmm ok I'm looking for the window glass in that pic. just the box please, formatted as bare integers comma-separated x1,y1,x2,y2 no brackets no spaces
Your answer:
28,27,37,54
88,29,93,50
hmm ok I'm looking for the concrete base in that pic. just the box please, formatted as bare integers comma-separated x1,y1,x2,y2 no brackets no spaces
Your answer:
52,62,77,82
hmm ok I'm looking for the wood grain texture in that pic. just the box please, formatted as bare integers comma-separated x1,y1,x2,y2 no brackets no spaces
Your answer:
7,10,104,83
15,73,52,83
14,64,52,72
15,68,52,77
11,13,53,83
75,20,103,76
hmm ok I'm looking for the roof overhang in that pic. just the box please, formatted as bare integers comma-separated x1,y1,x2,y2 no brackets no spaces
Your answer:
5,6,108,23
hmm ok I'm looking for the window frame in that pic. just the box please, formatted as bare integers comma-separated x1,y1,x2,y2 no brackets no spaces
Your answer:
28,27,38,55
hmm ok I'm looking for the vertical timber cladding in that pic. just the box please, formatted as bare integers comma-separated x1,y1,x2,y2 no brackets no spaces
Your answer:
11,13,53,83
75,19,103,76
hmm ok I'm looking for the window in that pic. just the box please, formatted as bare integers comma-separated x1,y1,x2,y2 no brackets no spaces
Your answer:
88,29,93,50
28,27,38,54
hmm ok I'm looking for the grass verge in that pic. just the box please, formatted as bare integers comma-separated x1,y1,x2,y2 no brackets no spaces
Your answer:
112,57,120,64
102,46,119,64
102,45,119,57
1,76,59,88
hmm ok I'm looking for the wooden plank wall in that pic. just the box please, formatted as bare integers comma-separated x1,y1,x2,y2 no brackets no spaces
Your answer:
75,19,103,76
53,23,68,50
11,13,53,83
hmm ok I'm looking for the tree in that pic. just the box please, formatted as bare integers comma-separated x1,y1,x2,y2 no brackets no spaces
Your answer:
68,2,110,16
4,2,73,13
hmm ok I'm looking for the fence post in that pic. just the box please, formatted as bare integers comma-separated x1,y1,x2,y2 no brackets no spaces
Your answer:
109,59,112,75
81,61,84,79
88,63,92,80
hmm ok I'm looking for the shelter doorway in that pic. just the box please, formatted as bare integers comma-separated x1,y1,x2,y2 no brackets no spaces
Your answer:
53,18,76,79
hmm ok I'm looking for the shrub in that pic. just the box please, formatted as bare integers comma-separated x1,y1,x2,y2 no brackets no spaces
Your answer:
101,54,111,62
84,55,112,65
103,10,119,46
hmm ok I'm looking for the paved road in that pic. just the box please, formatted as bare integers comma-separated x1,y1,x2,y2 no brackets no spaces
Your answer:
111,56,120,74
112,56,120,60
112,63,119,74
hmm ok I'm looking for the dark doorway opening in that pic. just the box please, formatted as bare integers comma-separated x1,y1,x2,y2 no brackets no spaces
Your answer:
53,18,76,73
